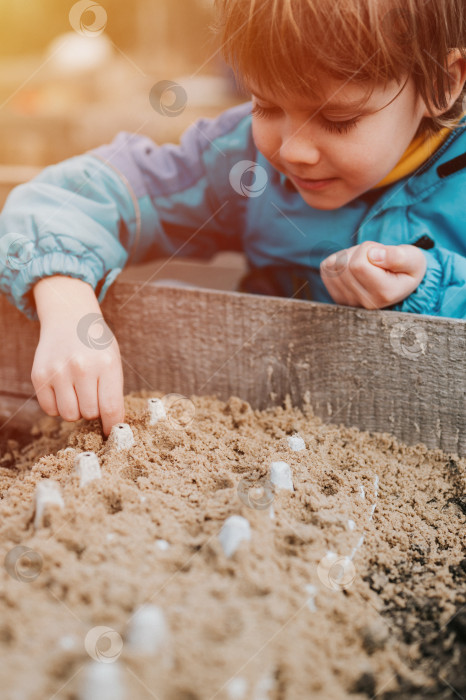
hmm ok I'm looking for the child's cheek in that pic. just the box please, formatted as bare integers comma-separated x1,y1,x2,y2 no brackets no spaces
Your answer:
251,119,279,162
337,145,380,183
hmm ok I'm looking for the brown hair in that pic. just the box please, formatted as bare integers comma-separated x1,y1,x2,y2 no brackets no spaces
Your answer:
213,0,466,135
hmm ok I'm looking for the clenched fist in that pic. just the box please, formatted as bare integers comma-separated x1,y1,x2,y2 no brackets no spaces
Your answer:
320,241,427,310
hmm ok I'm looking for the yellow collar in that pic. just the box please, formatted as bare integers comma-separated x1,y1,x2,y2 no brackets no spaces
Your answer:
373,114,466,189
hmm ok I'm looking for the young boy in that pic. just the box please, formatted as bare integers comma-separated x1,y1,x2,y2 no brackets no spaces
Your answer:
0,0,465,435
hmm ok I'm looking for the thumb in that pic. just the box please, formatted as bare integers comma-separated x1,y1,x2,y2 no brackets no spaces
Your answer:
367,244,424,275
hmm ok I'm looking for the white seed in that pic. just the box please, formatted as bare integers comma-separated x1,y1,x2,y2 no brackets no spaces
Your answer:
147,398,167,425
155,539,170,551
359,485,365,499
226,677,248,700
347,519,356,531
34,480,64,529
108,423,135,451
369,475,380,521
287,433,305,451
74,452,101,488
317,551,356,590
305,584,318,612
350,534,365,560
127,605,168,654
79,661,124,700
59,635,78,650
218,515,251,558
270,461,294,491
254,673,275,700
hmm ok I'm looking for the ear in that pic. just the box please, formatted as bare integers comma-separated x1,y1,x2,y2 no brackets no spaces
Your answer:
422,49,466,117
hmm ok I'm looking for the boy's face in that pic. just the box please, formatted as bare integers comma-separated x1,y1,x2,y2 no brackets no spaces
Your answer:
249,75,427,210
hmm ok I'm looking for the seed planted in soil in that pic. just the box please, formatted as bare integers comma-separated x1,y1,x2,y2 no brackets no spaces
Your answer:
270,461,294,491
218,515,251,557
127,604,168,654
79,661,125,700
108,423,135,451
317,551,356,591
305,583,318,612
287,433,306,451
74,452,101,488
254,673,275,699
34,480,64,529
226,676,248,699
147,398,167,425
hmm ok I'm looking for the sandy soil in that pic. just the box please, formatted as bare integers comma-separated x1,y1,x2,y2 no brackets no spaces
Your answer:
0,391,465,700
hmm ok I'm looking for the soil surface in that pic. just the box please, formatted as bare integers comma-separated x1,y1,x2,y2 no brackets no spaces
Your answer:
0,391,465,700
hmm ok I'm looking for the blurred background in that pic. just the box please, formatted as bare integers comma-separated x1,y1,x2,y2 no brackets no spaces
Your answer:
0,0,250,290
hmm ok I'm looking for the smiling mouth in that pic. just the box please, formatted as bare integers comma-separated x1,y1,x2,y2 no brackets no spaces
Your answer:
290,174,338,190
290,173,334,182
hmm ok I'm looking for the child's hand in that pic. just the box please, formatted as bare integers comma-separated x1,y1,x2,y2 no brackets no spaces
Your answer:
31,276,125,436
320,242,427,310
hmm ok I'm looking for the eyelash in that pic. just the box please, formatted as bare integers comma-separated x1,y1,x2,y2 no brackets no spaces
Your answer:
251,104,361,134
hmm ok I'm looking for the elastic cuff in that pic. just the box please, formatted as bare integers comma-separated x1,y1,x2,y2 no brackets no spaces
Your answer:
96,267,122,303
396,249,443,315
10,252,104,321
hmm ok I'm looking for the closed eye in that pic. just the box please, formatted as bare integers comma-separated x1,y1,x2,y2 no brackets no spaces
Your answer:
251,104,280,119
251,103,361,134
321,116,361,134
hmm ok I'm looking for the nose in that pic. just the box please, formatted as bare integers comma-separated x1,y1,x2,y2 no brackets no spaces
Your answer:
278,118,321,168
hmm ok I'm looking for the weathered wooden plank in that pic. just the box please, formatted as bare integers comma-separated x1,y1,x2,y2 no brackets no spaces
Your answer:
0,281,465,455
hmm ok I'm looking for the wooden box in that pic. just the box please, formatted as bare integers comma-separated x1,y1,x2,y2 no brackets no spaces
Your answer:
1,281,464,456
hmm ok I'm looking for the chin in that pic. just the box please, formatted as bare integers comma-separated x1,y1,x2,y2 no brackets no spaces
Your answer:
298,182,367,210
299,194,349,211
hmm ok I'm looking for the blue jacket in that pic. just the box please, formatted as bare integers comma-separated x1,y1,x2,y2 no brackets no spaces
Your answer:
1,102,465,320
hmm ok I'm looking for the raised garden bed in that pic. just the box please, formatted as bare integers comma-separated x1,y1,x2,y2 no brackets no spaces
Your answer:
0,282,465,699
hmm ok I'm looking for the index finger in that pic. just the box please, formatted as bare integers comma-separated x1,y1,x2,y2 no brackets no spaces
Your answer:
97,366,125,436
320,244,359,279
